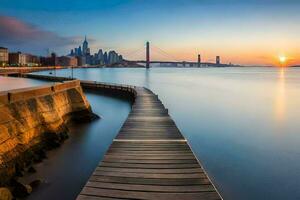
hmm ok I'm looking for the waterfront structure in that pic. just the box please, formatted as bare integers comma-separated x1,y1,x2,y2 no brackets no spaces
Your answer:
9,52,27,66
103,52,108,64
69,36,123,66
40,53,58,66
146,41,150,68
216,56,220,65
198,54,201,67
76,81,222,200
0,79,93,187
25,54,40,66
0,47,9,67
20,73,222,199
77,56,86,66
82,36,90,56
58,56,78,67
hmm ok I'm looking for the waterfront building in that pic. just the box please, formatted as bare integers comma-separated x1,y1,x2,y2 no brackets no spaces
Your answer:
118,55,123,62
58,56,78,67
97,49,104,63
69,36,123,66
74,48,78,56
82,36,89,55
0,47,9,67
77,56,86,66
9,52,27,66
26,54,40,66
103,52,108,64
78,46,82,56
40,53,58,66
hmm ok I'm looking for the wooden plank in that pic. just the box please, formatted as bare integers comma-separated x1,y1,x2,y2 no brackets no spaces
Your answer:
77,86,222,200
79,187,221,200
99,162,201,169
85,181,215,192
88,176,212,186
95,167,203,174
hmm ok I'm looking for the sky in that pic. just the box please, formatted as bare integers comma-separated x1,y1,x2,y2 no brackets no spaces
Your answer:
0,0,300,66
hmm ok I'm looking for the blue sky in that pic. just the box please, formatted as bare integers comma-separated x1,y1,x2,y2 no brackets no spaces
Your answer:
1,0,300,65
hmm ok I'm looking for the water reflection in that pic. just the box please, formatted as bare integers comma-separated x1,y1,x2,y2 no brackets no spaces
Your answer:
32,67,300,200
144,68,150,88
274,68,286,123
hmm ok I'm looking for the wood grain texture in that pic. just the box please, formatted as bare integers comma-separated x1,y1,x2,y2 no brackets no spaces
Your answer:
77,86,222,200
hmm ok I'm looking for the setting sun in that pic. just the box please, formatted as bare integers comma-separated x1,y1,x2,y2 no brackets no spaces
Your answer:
279,56,286,64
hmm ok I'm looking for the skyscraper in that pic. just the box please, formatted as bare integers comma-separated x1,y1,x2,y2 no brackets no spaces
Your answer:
103,52,108,64
68,35,123,66
82,35,88,55
78,46,82,56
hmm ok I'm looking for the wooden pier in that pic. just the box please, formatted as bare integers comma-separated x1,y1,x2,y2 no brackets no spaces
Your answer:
10,74,222,199
77,86,222,200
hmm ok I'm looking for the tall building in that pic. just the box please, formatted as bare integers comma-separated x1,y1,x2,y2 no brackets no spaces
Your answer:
69,35,124,66
78,46,82,56
0,47,9,67
26,54,40,66
58,56,78,67
97,49,104,64
103,52,108,64
82,36,89,55
40,53,58,66
9,52,27,66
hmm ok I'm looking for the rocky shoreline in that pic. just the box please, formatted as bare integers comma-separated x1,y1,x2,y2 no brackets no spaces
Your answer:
0,80,98,199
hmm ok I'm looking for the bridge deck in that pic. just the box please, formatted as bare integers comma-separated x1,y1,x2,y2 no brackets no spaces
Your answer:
77,86,221,200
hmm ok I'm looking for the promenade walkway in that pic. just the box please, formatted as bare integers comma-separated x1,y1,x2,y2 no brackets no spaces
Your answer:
77,86,222,200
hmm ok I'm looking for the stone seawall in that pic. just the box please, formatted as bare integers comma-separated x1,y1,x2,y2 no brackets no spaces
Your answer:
0,66,67,76
0,80,95,185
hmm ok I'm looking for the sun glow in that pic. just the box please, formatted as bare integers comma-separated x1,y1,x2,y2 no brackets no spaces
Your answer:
279,56,286,64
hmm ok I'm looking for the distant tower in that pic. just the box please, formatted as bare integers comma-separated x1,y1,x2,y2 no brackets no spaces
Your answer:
216,56,220,65
146,41,150,68
46,48,50,57
197,54,201,67
83,35,88,55
78,46,82,56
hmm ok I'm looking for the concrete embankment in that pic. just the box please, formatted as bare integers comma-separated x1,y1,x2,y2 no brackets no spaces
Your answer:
0,80,96,188
23,73,137,100
0,66,68,76
17,74,222,200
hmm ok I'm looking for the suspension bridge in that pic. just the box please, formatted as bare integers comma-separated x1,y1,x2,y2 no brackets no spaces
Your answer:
122,42,228,68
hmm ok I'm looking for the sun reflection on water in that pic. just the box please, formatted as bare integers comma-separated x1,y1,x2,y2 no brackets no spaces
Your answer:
274,68,286,123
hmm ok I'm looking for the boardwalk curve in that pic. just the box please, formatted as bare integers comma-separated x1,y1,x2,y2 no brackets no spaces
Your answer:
77,84,222,200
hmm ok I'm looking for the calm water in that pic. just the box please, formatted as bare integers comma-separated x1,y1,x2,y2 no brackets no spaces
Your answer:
33,67,300,200
0,76,131,199
23,91,131,200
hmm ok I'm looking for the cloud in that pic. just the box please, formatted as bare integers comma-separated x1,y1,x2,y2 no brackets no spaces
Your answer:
0,15,79,55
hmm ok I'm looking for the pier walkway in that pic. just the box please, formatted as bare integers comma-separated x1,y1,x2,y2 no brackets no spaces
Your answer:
12,74,222,199
77,85,222,200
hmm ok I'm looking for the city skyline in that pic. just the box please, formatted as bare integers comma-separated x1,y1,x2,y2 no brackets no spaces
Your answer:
1,0,300,66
